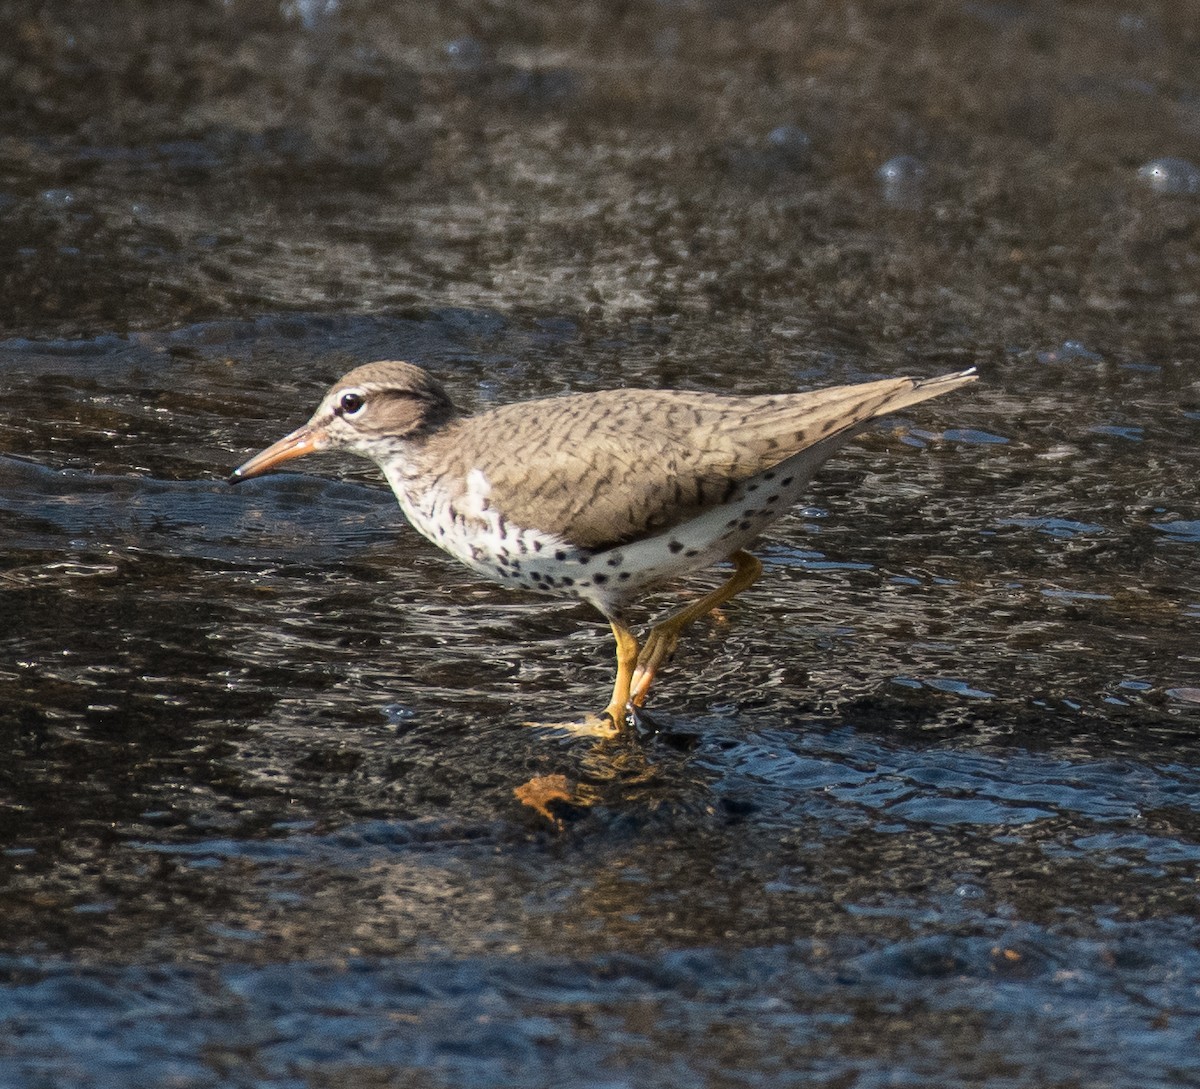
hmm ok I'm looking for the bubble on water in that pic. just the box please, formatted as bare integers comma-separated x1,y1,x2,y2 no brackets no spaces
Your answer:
764,125,812,169
877,154,926,182
444,36,489,71
1137,156,1200,195
42,188,76,208
1037,339,1103,364
877,155,927,207
280,0,338,30
384,703,419,730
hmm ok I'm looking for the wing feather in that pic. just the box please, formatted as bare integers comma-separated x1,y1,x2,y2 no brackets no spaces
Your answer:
421,371,975,548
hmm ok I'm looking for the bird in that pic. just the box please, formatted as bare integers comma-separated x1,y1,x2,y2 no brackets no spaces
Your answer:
230,361,976,724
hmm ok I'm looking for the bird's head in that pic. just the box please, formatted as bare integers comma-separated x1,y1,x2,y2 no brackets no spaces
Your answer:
229,360,457,482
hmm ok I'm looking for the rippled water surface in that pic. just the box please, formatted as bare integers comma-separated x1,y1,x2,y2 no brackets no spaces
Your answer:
3,2,1200,1087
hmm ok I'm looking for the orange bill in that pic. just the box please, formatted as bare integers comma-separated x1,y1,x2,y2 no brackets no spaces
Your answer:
228,424,326,483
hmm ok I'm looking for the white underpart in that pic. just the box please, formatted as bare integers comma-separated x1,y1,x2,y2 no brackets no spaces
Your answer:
379,435,849,618
463,468,492,518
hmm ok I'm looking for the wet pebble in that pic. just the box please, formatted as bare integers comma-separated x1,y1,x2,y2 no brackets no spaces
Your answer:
1137,156,1200,195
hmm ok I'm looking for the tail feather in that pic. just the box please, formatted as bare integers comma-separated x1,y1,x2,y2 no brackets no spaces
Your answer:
876,367,978,416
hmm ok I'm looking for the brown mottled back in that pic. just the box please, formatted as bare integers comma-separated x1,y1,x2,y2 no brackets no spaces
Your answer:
417,373,971,548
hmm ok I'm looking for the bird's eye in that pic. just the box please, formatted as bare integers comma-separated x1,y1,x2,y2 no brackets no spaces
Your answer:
339,391,366,416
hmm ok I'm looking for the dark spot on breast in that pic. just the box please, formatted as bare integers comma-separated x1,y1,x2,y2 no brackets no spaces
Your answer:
781,476,794,486
668,540,684,553
593,573,608,585
618,572,631,580
561,577,574,587
766,494,779,503
685,548,700,557
739,520,752,530
579,553,592,565
726,518,740,529
533,540,543,551
578,579,592,588
764,471,777,481
554,550,567,561
607,557,621,567
747,483,759,492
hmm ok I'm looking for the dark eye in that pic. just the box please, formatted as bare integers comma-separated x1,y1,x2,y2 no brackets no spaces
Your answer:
339,391,366,415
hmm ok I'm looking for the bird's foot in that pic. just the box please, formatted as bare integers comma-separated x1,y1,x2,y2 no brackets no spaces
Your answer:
599,701,637,730
629,629,680,707
601,701,667,737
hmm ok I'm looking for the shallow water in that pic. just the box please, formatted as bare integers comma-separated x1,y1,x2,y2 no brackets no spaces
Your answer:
3,3,1200,1087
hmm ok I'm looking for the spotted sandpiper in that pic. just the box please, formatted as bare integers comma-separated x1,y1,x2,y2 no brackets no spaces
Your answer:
230,361,976,723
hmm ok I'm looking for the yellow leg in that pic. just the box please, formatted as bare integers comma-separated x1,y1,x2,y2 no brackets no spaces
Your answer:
629,550,763,708
600,618,641,725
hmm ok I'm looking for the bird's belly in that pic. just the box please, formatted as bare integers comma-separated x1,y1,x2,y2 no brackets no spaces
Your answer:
386,448,821,614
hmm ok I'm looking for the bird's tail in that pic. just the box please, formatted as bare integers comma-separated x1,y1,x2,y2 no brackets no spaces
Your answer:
879,367,978,416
